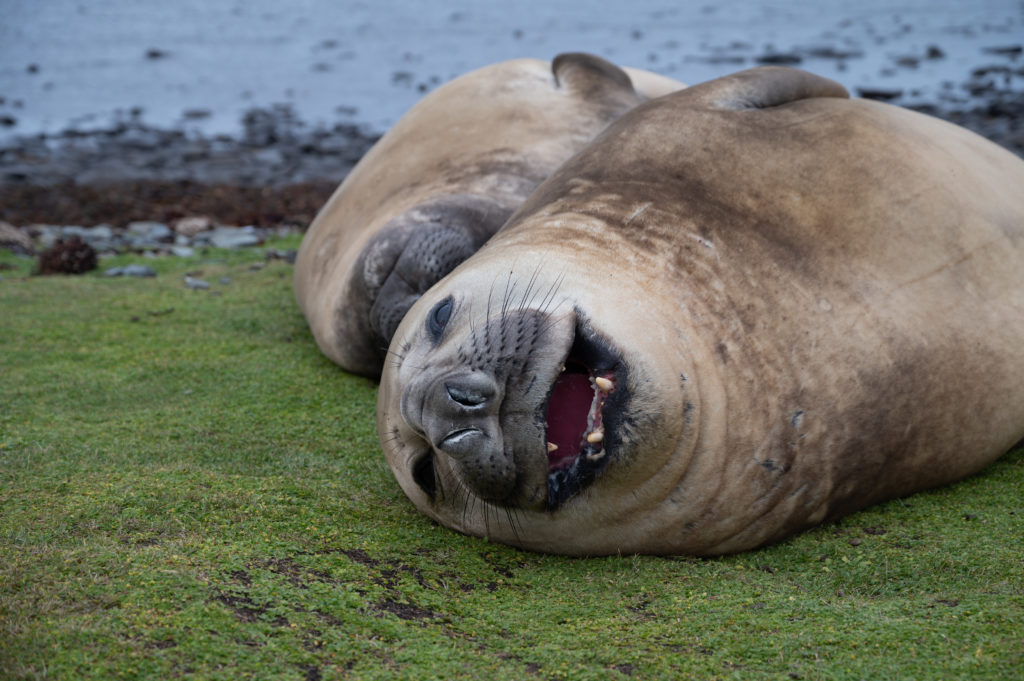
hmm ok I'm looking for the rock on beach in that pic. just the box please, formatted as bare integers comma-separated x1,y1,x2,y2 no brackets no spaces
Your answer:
0,221,34,254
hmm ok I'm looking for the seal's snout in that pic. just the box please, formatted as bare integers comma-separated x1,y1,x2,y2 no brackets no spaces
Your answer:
445,372,499,411
433,371,502,458
411,369,513,501
394,303,579,508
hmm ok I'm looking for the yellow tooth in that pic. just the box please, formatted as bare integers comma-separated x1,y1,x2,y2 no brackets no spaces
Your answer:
587,449,606,461
594,376,614,392
547,442,558,453
586,431,604,444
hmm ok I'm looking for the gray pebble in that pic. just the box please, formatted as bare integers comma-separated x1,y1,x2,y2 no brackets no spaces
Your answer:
127,220,172,239
123,264,157,277
196,226,263,249
126,221,173,249
184,275,210,289
105,264,157,277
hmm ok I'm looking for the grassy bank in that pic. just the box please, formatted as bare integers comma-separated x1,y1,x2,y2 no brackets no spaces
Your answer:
1,242,1021,680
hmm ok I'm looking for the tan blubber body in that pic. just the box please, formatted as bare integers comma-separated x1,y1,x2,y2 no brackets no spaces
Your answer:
378,67,1024,556
294,55,683,377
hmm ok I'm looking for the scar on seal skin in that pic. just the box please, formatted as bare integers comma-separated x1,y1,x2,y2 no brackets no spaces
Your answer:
378,66,1024,556
294,54,684,377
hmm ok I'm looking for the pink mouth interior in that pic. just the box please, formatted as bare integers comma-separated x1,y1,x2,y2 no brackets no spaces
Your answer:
545,369,591,471
545,361,612,472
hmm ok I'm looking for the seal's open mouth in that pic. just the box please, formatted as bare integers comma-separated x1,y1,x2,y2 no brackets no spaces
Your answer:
542,315,627,508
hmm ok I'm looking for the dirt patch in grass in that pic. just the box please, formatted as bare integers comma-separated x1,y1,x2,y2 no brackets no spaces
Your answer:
374,598,440,621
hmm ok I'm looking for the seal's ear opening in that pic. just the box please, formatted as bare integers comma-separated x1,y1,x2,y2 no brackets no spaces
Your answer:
551,52,642,116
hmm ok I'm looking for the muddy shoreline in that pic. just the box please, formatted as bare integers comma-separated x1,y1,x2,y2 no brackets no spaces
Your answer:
1,88,1020,230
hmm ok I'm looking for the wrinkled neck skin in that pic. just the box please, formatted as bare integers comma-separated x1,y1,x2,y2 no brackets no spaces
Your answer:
378,212,738,556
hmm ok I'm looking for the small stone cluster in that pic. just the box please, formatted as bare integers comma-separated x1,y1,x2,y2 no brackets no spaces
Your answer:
0,110,379,188
0,217,298,277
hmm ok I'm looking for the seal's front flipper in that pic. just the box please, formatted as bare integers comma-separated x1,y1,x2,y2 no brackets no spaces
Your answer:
551,53,645,118
682,66,849,111
346,194,515,375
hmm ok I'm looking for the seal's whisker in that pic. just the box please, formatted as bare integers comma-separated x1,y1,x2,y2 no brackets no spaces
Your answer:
437,466,459,503
485,270,505,326
464,297,477,337
460,478,476,530
516,263,543,313
501,269,514,316
455,297,471,334
382,345,416,371
515,265,536,311
438,465,469,516
533,273,570,337
468,491,479,532
537,307,574,339
499,269,518,330
536,295,569,327
503,506,523,545
537,271,567,314
514,506,526,536
388,356,427,372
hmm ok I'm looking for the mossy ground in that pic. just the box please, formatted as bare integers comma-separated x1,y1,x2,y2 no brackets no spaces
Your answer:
1,242,1021,680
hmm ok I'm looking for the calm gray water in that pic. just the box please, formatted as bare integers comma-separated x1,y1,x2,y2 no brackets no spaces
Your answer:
1,0,1021,142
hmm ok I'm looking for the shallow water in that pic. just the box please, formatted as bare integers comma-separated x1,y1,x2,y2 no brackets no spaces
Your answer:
1,0,1021,142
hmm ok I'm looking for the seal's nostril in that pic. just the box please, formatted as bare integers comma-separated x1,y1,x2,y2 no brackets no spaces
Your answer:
447,384,489,407
438,426,492,460
444,372,498,409
441,428,481,448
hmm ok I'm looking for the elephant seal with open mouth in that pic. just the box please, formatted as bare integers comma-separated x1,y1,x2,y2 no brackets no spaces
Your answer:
294,54,682,377
378,66,1024,556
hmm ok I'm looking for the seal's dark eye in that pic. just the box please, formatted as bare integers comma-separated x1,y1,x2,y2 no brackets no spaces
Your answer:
426,297,453,342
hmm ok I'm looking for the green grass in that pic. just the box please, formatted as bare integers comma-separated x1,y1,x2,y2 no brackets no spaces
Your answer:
1,242,1022,680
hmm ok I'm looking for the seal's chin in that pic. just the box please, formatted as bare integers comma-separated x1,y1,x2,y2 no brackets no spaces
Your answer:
543,313,628,508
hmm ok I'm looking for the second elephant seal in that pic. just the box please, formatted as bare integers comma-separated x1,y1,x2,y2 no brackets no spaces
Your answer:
294,54,683,377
